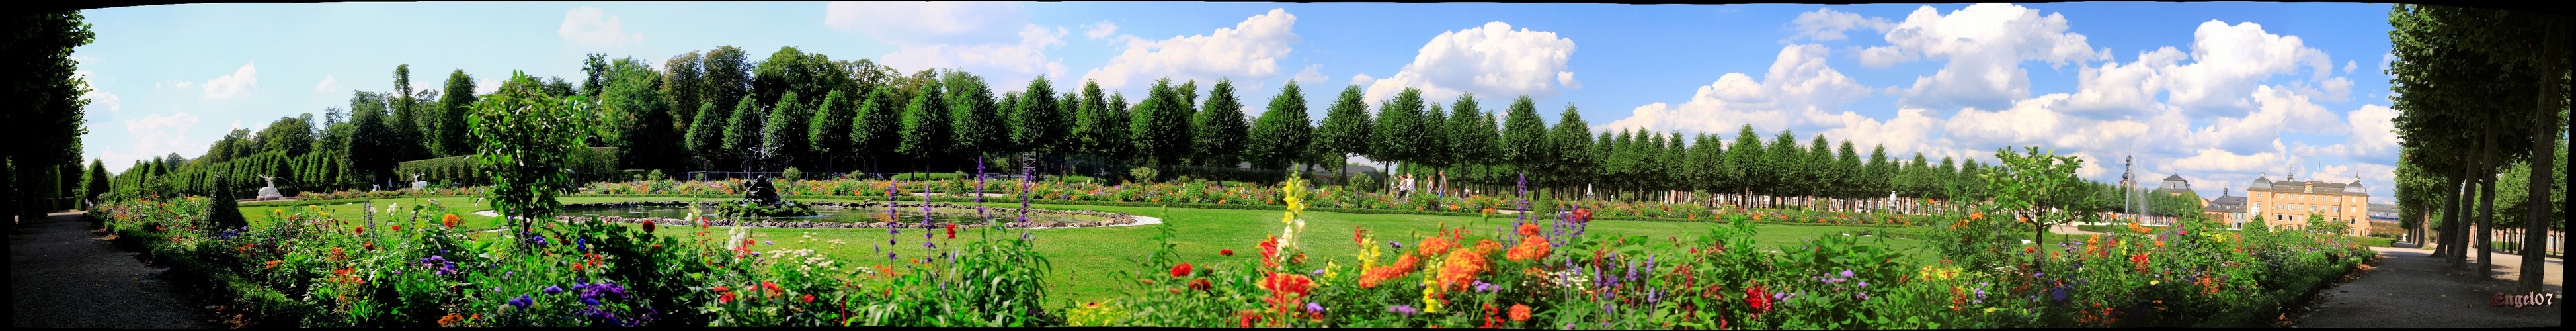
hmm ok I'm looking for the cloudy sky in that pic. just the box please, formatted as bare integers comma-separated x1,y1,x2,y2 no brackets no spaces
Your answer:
71,2,2401,201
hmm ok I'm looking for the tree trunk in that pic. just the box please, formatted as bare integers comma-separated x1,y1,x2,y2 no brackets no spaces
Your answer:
2448,161,2475,268
2477,139,2498,273
2522,18,2565,292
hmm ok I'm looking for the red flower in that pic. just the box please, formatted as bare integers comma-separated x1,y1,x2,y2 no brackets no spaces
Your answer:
946,224,958,239
641,220,657,234
799,294,816,303
392,225,402,230
1221,249,1235,256
1171,263,1194,278
1745,285,1773,312
1189,279,1213,292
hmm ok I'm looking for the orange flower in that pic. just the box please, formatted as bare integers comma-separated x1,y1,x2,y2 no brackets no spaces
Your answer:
1517,224,1541,236
1433,252,1487,292
1416,236,1459,257
441,214,462,228
1509,304,1532,322
1358,255,1423,288
1506,236,1552,261
263,260,283,269
438,313,467,326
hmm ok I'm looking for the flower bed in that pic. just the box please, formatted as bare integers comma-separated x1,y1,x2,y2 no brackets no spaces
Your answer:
117,175,2369,328
93,196,1057,327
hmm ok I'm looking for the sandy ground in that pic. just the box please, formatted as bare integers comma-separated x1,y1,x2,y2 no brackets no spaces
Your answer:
11,211,211,328
2294,246,2561,328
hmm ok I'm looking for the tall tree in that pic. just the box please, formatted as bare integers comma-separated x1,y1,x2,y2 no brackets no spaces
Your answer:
2,11,92,218
580,52,610,98
1372,88,1431,180
1315,85,1375,181
1764,130,1803,207
760,91,811,164
684,101,729,171
722,97,766,166
1499,95,1550,179
2388,5,2566,288
1071,80,1130,166
808,90,855,171
1835,140,1861,211
1246,81,1312,172
704,46,754,111
1417,103,1453,176
943,70,1004,162
1449,95,1500,181
1547,106,1595,192
850,88,903,172
1724,125,1763,206
662,51,708,124
1689,134,1728,204
1010,76,1063,157
1131,79,1195,166
1191,78,1250,167
428,70,481,156
1866,144,1893,210
895,78,952,171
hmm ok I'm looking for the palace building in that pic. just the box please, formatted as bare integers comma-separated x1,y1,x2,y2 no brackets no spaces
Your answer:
2204,189,2250,228
2243,174,2372,236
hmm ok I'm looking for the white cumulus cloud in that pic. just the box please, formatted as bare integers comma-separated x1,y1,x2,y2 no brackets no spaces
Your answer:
881,24,1069,81
559,6,641,48
202,62,257,100
106,112,206,171
825,1,1030,46
1078,8,1300,90
1359,21,1577,107
1597,44,1869,136
1084,21,1120,40
1293,64,1326,85
1789,8,1894,42
313,75,342,93
2155,21,2333,116
1870,3,2100,111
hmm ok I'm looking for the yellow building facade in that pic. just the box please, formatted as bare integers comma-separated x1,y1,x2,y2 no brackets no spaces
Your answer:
2243,175,2372,236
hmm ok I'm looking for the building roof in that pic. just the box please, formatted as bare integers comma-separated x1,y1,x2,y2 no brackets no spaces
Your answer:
2204,195,2247,213
2165,174,2187,181
2249,175,2273,190
2253,179,2356,193
2368,203,2398,213
2343,179,2368,195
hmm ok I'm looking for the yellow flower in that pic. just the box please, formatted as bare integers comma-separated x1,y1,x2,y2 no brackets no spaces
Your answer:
2150,280,2160,285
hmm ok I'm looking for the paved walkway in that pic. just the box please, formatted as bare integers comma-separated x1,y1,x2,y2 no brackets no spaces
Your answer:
11,211,211,328
2295,246,2561,328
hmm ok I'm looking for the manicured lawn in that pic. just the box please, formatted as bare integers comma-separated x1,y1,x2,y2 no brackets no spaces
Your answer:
239,196,1936,304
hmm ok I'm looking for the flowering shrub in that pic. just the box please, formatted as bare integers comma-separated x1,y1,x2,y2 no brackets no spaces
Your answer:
1060,180,2372,328
95,193,1055,327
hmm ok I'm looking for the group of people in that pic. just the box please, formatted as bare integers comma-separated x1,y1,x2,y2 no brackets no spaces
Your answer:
1390,171,1453,197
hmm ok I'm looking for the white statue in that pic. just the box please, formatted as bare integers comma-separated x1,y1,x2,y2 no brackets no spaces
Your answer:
409,173,430,190
254,174,284,199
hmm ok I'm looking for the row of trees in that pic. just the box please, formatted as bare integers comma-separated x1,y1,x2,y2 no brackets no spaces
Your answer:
2385,5,2565,291
89,43,2230,219
4,11,95,221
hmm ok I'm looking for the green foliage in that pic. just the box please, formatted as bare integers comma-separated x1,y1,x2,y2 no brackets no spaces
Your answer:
1245,81,1312,171
1316,85,1375,179
945,70,1006,158
1128,167,1160,183
807,90,855,158
1130,79,1194,166
468,71,597,234
897,77,953,160
761,91,813,160
1546,106,1595,187
1010,76,1064,154
1191,79,1251,167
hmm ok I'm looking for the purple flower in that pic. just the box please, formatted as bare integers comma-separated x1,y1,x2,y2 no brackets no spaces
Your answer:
1389,305,1420,316
1305,302,1325,314
509,295,534,308
545,285,565,295
1840,269,1855,277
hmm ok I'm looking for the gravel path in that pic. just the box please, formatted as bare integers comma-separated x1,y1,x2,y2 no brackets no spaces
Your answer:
11,211,212,328
2294,246,2561,328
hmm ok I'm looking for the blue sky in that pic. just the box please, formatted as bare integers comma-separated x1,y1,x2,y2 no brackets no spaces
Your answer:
71,2,2404,201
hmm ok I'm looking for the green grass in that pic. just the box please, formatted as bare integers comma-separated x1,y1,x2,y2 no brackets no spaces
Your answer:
237,196,1936,305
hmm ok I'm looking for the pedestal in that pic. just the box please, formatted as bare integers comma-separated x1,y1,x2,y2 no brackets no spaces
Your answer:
411,181,429,190
255,187,282,199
